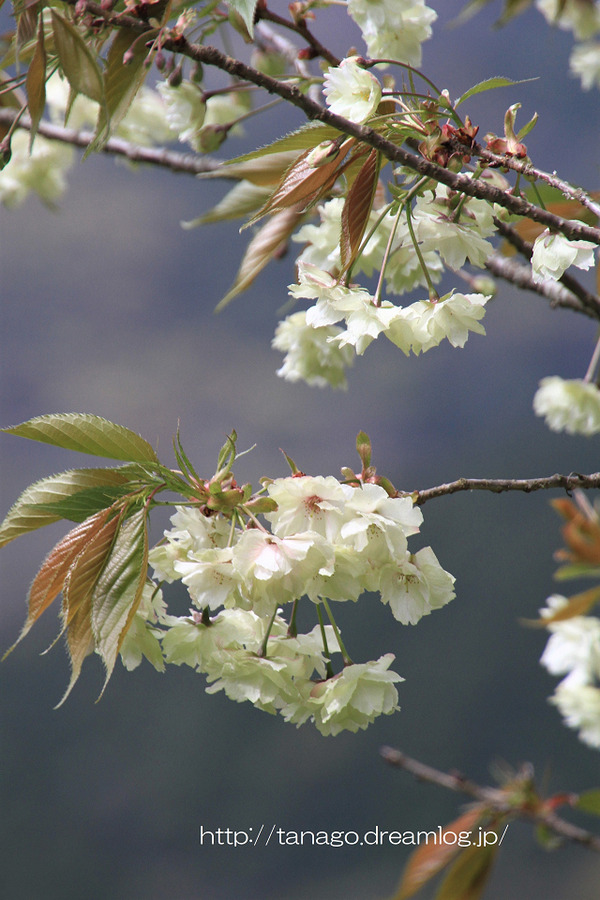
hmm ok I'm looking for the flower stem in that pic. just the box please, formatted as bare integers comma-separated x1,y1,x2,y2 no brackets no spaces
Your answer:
321,598,352,665
584,331,600,384
405,201,439,301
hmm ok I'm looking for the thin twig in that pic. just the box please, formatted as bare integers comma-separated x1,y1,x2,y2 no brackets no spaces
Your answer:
485,252,600,320
411,472,600,506
0,109,227,176
381,746,600,852
255,5,341,67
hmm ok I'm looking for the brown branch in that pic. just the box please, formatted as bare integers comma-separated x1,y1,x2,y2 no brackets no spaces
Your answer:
412,473,600,506
476,149,600,220
381,746,600,852
62,0,600,247
0,109,228,176
255,5,341,67
485,253,600,320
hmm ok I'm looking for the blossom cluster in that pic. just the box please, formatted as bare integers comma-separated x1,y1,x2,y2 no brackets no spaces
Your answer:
536,0,600,90
540,595,600,747
133,475,455,735
273,261,491,389
533,376,600,436
347,0,438,67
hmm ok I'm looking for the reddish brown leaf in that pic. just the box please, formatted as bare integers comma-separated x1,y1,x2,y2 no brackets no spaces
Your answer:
62,513,121,627
246,139,354,227
216,204,306,310
340,149,380,274
56,592,95,707
393,807,485,900
524,585,600,627
3,508,112,658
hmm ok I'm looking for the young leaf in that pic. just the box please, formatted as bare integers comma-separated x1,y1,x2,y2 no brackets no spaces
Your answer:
25,15,46,147
91,508,149,696
575,788,600,816
524,586,600,627
50,11,104,104
356,431,372,470
245,141,353,228
435,840,499,900
2,413,160,463
216,205,306,310
340,150,380,274
3,509,114,658
55,513,123,704
455,76,536,107
393,807,485,899
224,123,346,167
200,151,304,187
182,181,271,228
88,27,153,155
0,466,131,548
29,483,134,523
227,0,259,37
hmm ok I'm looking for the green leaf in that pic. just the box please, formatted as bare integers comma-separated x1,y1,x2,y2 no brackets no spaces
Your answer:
224,123,346,167
87,26,154,156
0,467,131,548
182,181,270,228
216,205,305,310
27,483,134,523
50,10,104,104
25,15,46,147
91,508,149,695
2,413,160,463
435,840,499,900
575,789,600,816
227,0,259,37
455,76,537,107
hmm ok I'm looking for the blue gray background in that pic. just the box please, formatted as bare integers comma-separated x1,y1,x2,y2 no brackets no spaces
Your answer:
1,2,599,897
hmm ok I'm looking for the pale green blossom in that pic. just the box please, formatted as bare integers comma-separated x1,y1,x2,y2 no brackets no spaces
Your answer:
323,57,382,123
157,80,206,148
533,376,600,435
379,546,456,624
0,131,73,208
550,679,600,748
540,598,600,682
348,0,437,67
531,228,596,282
570,42,600,89
282,654,403,735
272,310,354,389
119,583,167,672
536,0,600,40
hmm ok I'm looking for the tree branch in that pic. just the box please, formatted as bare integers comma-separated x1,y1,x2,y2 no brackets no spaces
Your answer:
485,252,600,320
411,472,600,506
380,746,600,852
0,109,227,176
255,5,341,67
63,0,600,246
475,149,600,220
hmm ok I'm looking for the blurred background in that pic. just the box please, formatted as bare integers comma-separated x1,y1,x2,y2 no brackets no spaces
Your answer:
1,1,600,897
